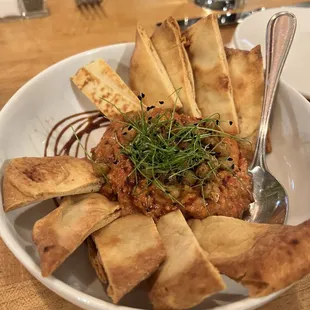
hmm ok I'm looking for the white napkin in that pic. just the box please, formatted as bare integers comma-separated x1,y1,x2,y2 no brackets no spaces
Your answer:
0,0,21,18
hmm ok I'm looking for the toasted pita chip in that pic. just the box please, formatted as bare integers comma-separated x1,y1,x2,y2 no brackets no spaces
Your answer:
225,46,272,155
91,214,166,303
151,17,201,118
183,15,239,134
225,46,263,139
3,156,102,212
149,210,225,310
189,216,310,297
130,24,182,110
71,59,141,118
87,237,108,284
33,193,121,277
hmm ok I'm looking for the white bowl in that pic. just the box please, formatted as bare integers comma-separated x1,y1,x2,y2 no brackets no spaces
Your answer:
1,43,310,310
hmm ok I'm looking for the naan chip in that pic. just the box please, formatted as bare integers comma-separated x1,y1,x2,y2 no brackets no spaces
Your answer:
33,193,121,277
130,24,183,110
149,210,225,310
183,14,239,134
3,156,102,212
71,59,141,118
151,17,201,118
91,214,166,303
189,216,310,297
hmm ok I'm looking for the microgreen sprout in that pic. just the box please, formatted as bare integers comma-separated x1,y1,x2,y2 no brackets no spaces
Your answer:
98,93,249,209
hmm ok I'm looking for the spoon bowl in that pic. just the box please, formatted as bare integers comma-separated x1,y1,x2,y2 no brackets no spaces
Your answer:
245,166,288,224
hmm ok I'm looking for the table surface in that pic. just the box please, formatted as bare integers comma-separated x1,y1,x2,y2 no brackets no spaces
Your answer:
1,0,310,309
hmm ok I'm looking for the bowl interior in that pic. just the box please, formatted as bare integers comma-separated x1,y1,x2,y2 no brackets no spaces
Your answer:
1,43,310,310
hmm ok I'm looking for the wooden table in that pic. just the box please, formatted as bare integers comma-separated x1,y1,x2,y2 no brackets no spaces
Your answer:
0,0,309,309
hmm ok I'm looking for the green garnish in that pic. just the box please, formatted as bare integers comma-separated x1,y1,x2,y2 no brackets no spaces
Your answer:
110,95,246,209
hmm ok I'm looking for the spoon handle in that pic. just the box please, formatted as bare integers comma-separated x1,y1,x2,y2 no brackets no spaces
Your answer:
249,12,297,171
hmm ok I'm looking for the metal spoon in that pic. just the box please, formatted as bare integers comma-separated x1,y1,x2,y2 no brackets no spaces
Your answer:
244,12,297,224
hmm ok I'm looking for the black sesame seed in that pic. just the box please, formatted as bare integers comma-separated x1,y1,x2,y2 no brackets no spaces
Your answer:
231,164,235,169
138,95,142,100
146,105,155,111
229,121,233,125
227,157,233,161
141,93,145,98
128,125,132,130
159,101,164,105
148,116,152,121
165,190,170,194
123,132,128,136
216,120,219,125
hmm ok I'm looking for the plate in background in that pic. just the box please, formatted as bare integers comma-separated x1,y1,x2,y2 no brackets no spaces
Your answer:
233,7,310,99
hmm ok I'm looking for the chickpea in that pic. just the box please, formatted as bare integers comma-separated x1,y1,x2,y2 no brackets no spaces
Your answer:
213,141,231,157
166,185,181,199
124,129,137,142
203,136,220,147
209,156,219,167
182,170,197,186
196,163,210,179
203,182,220,203
94,162,110,179
218,156,234,170
183,185,192,192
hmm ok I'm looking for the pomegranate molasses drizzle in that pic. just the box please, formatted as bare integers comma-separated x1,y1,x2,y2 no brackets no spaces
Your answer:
44,110,109,157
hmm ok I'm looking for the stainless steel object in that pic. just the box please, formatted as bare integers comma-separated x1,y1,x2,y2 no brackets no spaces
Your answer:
156,7,265,30
20,0,48,19
158,1,309,30
0,0,49,21
195,0,245,11
245,12,297,224
75,0,103,6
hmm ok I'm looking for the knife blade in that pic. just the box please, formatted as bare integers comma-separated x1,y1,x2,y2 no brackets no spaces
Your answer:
156,2,310,31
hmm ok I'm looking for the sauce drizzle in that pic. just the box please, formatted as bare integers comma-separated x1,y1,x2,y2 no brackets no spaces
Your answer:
44,110,110,157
